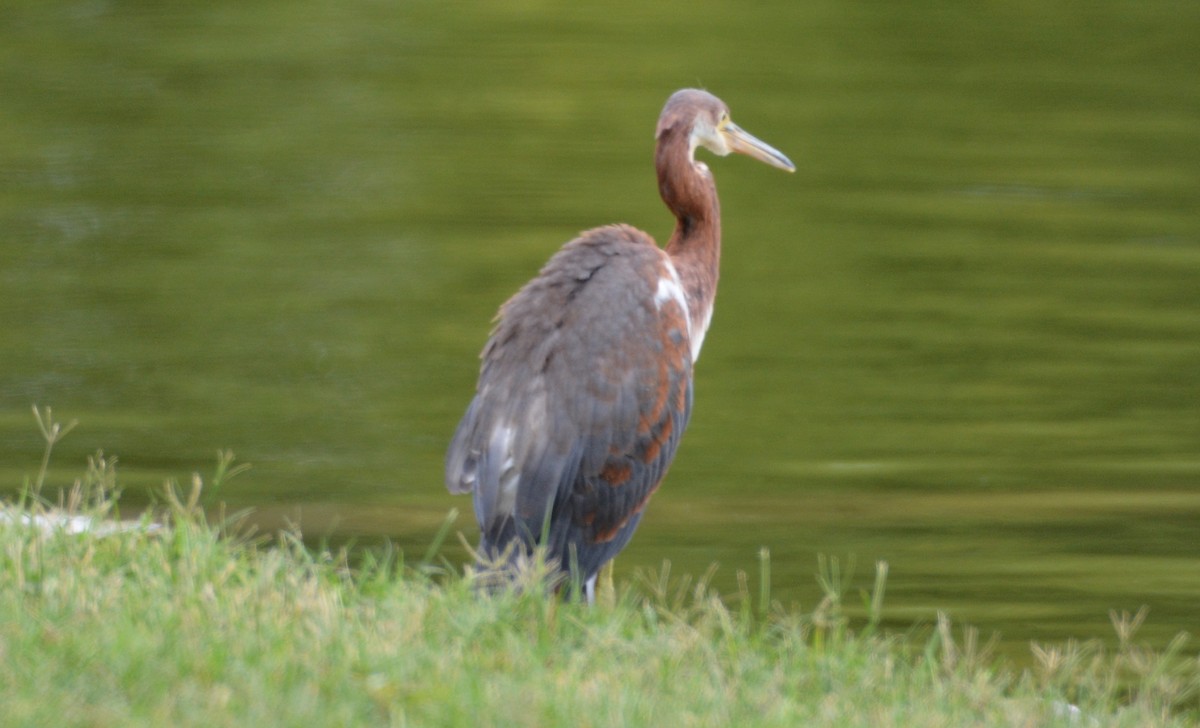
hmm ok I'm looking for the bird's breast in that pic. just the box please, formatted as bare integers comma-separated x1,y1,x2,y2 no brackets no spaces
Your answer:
653,262,691,335
655,258,710,362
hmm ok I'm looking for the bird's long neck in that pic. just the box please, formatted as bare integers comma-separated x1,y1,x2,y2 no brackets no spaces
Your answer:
657,128,721,360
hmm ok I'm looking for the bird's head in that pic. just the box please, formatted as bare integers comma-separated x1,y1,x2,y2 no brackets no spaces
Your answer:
656,89,795,173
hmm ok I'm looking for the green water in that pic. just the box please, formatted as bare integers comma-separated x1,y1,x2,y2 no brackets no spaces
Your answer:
3,1,1198,654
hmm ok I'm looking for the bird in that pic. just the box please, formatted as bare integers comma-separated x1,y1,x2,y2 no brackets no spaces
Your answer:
445,89,794,601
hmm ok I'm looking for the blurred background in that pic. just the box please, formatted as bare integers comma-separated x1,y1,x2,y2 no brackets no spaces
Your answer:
2,1,1197,656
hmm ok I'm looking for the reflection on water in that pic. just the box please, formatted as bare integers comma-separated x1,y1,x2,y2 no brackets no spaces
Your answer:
2,1,1198,656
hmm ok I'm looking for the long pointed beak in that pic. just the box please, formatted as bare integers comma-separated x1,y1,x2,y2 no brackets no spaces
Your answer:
722,121,796,172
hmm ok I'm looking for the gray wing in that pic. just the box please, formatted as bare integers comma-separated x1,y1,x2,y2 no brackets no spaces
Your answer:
445,224,694,573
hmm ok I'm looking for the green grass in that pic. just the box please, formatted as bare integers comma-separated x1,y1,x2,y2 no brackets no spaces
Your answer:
1,410,1197,727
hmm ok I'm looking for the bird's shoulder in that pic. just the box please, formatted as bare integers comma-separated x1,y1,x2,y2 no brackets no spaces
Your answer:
540,223,662,283
497,224,664,315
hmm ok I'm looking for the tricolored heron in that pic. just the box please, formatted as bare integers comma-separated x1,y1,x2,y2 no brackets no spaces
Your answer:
446,89,794,601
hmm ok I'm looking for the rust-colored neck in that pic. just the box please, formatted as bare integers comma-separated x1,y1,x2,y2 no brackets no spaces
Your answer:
656,126,721,351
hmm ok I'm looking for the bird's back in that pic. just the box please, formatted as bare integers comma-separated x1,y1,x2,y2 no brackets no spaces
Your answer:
446,223,695,582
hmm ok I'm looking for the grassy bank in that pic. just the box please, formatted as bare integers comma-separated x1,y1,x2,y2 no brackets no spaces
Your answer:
2,413,1197,726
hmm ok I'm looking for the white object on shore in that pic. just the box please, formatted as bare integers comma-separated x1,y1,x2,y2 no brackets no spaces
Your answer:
0,506,162,537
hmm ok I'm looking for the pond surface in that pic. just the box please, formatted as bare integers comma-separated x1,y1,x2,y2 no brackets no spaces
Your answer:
2,1,1198,656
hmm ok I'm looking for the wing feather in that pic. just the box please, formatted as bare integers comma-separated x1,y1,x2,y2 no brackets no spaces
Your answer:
445,224,694,578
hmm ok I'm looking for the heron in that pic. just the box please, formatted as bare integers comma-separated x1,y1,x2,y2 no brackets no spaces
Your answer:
445,89,794,601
